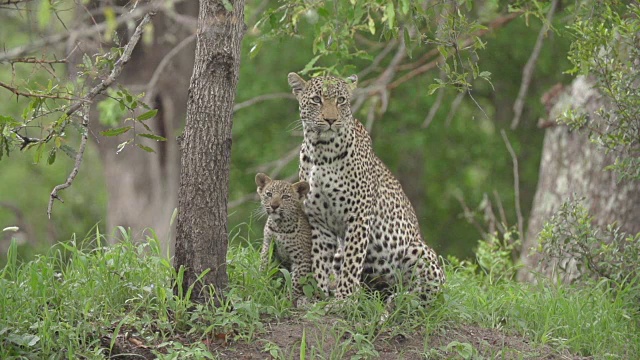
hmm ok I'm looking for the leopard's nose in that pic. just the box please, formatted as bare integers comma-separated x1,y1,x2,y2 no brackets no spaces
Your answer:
325,118,336,125
271,203,280,210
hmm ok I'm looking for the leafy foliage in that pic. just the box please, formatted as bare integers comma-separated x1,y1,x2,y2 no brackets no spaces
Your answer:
538,198,640,289
559,1,640,181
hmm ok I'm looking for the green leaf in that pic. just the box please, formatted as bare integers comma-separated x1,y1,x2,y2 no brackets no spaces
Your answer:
403,27,412,58
38,0,51,29
138,133,167,141
221,0,233,12
137,109,158,121
101,126,132,137
368,16,376,35
6,333,40,347
384,3,395,29
301,55,321,74
33,143,44,164
136,143,155,153
60,145,77,159
47,148,56,165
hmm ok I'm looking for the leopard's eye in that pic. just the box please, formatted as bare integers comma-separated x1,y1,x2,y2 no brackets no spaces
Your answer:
337,96,346,104
311,95,322,104
266,191,272,197
282,194,291,200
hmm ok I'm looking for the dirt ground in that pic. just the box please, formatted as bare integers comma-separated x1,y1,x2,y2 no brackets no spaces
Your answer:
104,315,589,359
208,316,589,360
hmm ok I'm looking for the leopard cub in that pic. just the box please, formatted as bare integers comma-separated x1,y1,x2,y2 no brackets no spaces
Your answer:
256,173,312,306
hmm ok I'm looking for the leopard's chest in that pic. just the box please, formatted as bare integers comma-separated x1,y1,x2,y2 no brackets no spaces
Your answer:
305,159,359,236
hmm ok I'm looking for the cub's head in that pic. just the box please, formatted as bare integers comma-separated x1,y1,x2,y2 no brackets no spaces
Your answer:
287,73,357,136
255,173,309,221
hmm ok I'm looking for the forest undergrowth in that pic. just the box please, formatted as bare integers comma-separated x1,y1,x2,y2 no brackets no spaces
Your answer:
1,225,638,359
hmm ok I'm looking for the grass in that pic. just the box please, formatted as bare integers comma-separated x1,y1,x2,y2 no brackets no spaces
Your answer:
1,224,639,359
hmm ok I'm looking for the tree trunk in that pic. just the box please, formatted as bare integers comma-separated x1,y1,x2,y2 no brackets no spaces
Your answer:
74,2,198,254
517,76,640,282
173,0,245,303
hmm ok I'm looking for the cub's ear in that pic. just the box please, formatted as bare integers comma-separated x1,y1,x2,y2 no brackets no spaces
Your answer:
345,74,358,94
288,72,307,96
255,173,272,192
292,181,310,200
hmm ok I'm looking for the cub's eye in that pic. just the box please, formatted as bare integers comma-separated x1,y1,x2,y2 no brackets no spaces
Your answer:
337,96,346,104
266,192,272,197
311,95,322,104
282,194,291,200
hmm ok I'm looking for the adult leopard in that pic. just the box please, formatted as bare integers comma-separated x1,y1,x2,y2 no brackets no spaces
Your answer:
288,72,445,303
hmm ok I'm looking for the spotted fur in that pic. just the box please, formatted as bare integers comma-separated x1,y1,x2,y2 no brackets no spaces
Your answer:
256,173,312,306
287,73,445,303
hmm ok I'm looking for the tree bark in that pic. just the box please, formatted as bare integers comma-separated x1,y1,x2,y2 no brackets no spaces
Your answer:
173,0,245,303
518,76,640,282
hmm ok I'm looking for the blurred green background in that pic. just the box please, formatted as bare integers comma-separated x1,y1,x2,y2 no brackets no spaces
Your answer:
0,1,572,261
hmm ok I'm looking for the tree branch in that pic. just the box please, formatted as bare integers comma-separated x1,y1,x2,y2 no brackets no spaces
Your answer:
233,92,296,112
500,130,524,239
511,0,558,129
0,80,82,101
47,13,154,219
144,33,196,104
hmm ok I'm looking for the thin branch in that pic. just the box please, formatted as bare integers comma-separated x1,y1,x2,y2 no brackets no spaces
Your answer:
144,33,196,104
500,129,524,239
47,13,154,219
233,93,296,112
357,40,397,79
0,80,82,101
422,70,447,128
9,57,67,64
47,103,89,219
444,90,466,127
511,0,558,129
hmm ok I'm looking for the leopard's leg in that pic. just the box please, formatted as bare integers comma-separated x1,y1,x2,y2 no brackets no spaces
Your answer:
259,229,274,272
309,222,337,297
400,242,445,306
335,221,370,299
290,259,312,306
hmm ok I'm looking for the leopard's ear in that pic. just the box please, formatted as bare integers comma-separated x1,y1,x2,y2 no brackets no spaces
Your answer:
288,72,307,97
292,181,310,200
255,173,272,192
345,74,358,95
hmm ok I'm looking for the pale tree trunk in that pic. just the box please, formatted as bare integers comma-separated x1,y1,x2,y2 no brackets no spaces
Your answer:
72,2,198,254
517,76,640,282
173,0,245,302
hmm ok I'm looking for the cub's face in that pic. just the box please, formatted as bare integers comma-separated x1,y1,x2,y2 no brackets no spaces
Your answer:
255,173,309,221
287,73,357,138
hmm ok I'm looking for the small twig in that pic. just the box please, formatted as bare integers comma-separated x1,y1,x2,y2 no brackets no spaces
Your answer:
47,13,154,219
492,189,508,230
455,193,486,235
357,40,398,79
444,90,466,127
500,130,524,239
233,93,296,112
511,0,558,129
9,57,67,64
422,70,447,128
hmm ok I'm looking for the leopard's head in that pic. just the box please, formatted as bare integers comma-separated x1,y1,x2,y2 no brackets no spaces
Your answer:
287,73,357,139
255,173,309,221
